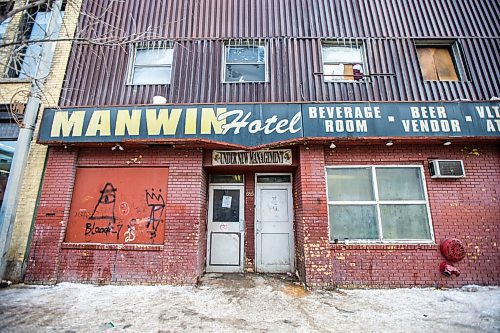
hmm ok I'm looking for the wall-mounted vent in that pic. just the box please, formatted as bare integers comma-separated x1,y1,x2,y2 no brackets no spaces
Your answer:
429,160,465,178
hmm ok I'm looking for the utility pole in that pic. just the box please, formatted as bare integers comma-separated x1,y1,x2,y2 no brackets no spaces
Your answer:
0,0,63,280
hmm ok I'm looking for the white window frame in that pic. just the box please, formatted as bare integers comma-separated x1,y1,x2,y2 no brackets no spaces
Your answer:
127,41,174,85
222,41,268,83
321,42,368,82
325,165,435,244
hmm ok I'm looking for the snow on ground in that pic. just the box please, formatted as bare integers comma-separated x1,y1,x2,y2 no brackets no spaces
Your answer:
0,274,498,333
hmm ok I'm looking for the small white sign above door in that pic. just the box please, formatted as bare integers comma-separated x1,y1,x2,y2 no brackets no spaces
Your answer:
213,150,292,166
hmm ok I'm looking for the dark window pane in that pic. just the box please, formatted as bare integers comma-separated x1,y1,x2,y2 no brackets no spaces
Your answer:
256,175,291,183
329,205,378,240
380,204,431,240
210,175,244,183
212,189,240,222
225,64,266,82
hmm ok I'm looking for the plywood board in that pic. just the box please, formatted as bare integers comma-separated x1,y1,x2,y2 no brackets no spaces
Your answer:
66,167,168,244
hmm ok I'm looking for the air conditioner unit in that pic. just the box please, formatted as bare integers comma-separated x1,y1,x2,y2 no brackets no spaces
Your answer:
429,160,465,179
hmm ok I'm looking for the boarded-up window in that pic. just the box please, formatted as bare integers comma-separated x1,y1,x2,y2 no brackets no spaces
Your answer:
66,167,168,245
322,44,366,82
417,47,459,81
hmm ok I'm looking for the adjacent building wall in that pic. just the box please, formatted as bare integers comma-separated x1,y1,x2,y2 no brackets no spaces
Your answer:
0,0,83,282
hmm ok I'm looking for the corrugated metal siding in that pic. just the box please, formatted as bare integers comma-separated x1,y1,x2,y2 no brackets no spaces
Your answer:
60,0,500,106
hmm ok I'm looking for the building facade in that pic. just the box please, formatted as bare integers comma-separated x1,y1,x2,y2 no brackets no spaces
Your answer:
24,0,499,287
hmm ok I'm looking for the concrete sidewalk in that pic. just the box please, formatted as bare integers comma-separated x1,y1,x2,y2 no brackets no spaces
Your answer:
0,273,498,333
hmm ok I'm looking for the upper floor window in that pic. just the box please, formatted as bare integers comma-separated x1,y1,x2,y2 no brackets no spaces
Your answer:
416,41,468,81
0,2,14,41
128,41,173,85
223,42,267,83
322,43,366,82
326,166,433,243
5,3,64,79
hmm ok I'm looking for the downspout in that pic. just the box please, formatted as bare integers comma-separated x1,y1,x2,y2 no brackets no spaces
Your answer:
0,0,63,279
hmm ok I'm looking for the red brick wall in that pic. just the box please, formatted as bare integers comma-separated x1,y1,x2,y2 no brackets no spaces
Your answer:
197,168,208,275
293,146,333,286
293,155,306,282
25,147,206,285
244,172,255,270
24,147,78,284
25,143,499,287
298,142,499,288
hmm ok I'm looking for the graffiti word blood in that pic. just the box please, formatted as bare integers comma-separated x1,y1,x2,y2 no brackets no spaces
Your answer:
85,222,123,240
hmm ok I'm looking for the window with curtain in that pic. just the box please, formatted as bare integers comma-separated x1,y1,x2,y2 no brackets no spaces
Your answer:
322,43,366,82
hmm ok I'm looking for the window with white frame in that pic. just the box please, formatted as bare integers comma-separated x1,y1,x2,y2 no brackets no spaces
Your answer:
223,42,266,82
128,41,173,85
326,166,433,243
322,43,366,82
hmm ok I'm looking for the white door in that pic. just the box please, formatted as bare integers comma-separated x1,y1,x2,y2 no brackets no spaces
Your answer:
255,174,294,273
206,185,244,273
